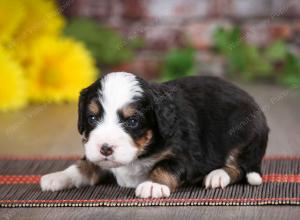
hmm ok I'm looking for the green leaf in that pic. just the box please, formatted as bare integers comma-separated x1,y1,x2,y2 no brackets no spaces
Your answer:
161,48,196,81
279,53,300,86
64,17,134,67
265,40,288,61
213,26,300,87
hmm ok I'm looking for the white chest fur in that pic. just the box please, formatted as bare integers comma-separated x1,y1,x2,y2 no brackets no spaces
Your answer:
110,159,156,188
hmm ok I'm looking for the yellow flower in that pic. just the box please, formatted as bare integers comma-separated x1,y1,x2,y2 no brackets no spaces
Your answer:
0,0,25,43
8,0,65,62
27,37,98,103
0,48,27,112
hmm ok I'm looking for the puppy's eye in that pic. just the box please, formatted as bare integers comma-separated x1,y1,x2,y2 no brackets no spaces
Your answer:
87,115,97,125
125,117,139,129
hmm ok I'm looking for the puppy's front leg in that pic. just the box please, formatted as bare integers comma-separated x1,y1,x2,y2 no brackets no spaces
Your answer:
135,160,184,198
40,158,102,192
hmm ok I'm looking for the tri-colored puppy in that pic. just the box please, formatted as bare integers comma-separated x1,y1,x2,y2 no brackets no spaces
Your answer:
41,72,269,198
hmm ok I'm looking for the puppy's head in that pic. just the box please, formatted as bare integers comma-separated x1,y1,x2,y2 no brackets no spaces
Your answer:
78,72,159,168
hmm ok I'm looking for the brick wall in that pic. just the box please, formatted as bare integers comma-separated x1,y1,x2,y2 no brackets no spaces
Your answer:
61,0,300,78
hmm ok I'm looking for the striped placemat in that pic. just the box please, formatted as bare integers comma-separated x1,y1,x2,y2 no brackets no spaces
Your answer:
0,156,299,207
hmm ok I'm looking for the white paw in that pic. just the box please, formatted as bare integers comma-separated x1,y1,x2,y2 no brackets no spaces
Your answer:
246,172,263,185
204,169,230,189
135,181,171,198
40,171,72,192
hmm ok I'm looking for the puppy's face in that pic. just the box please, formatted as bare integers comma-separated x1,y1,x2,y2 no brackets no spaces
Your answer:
78,72,154,168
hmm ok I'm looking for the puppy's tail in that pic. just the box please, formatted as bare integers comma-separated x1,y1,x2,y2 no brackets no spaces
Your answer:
246,172,263,185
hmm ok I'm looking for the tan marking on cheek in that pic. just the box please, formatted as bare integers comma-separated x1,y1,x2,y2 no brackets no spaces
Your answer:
150,167,179,192
121,105,137,118
88,100,100,115
134,130,153,150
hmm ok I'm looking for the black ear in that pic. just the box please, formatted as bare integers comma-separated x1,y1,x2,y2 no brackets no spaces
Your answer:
78,88,88,135
150,85,177,140
77,80,101,135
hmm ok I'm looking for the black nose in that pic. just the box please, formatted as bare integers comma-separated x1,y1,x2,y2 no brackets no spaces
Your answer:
100,143,114,156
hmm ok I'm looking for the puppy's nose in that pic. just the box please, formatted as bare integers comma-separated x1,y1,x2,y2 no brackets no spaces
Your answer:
100,143,114,157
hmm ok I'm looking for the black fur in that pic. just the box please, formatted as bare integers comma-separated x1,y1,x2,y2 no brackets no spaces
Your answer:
155,76,268,183
79,74,269,186
78,80,102,138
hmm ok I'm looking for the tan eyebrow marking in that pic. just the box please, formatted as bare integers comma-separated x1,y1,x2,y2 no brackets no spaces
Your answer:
121,104,137,118
88,100,100,115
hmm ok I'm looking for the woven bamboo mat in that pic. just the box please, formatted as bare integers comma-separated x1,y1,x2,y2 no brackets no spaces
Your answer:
0,156,299,207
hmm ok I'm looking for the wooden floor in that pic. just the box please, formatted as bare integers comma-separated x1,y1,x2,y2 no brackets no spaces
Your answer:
0,82,300,219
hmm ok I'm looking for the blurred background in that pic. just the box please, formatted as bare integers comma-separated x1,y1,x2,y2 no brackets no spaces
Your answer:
0,0,300,156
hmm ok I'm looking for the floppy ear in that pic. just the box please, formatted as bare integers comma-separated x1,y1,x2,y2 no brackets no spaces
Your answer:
78,88,88,135
150,86,177,140
77,80,101,135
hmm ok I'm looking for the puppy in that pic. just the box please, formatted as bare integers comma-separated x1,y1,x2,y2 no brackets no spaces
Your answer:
40,72,269,198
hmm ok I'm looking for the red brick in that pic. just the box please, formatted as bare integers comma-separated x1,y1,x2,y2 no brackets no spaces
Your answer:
144,0,211,21
269,23,292,40
196,51,227,77
242,23,270,46
124,23,147,40
143,25,185,51
208,0,234,17
290,23,300,54
230,0,271,18
271,0,300,17
74,0,113,19
112,53,163,80
122,0,146,20
184,21,231,50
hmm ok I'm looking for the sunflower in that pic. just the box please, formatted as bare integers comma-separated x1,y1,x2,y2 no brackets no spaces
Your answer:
27,37,98,103
0,48,27,112
0,0,25,44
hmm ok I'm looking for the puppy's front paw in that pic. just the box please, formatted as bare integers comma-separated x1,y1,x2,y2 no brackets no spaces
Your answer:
204,169,230,189
40,172,72,192
135,181,170,198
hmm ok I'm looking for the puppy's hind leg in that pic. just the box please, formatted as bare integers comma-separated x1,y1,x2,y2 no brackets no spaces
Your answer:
204,143,265,189
240,133,268,186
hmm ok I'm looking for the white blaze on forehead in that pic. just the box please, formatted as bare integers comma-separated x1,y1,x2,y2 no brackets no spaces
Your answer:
99,72,143,116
